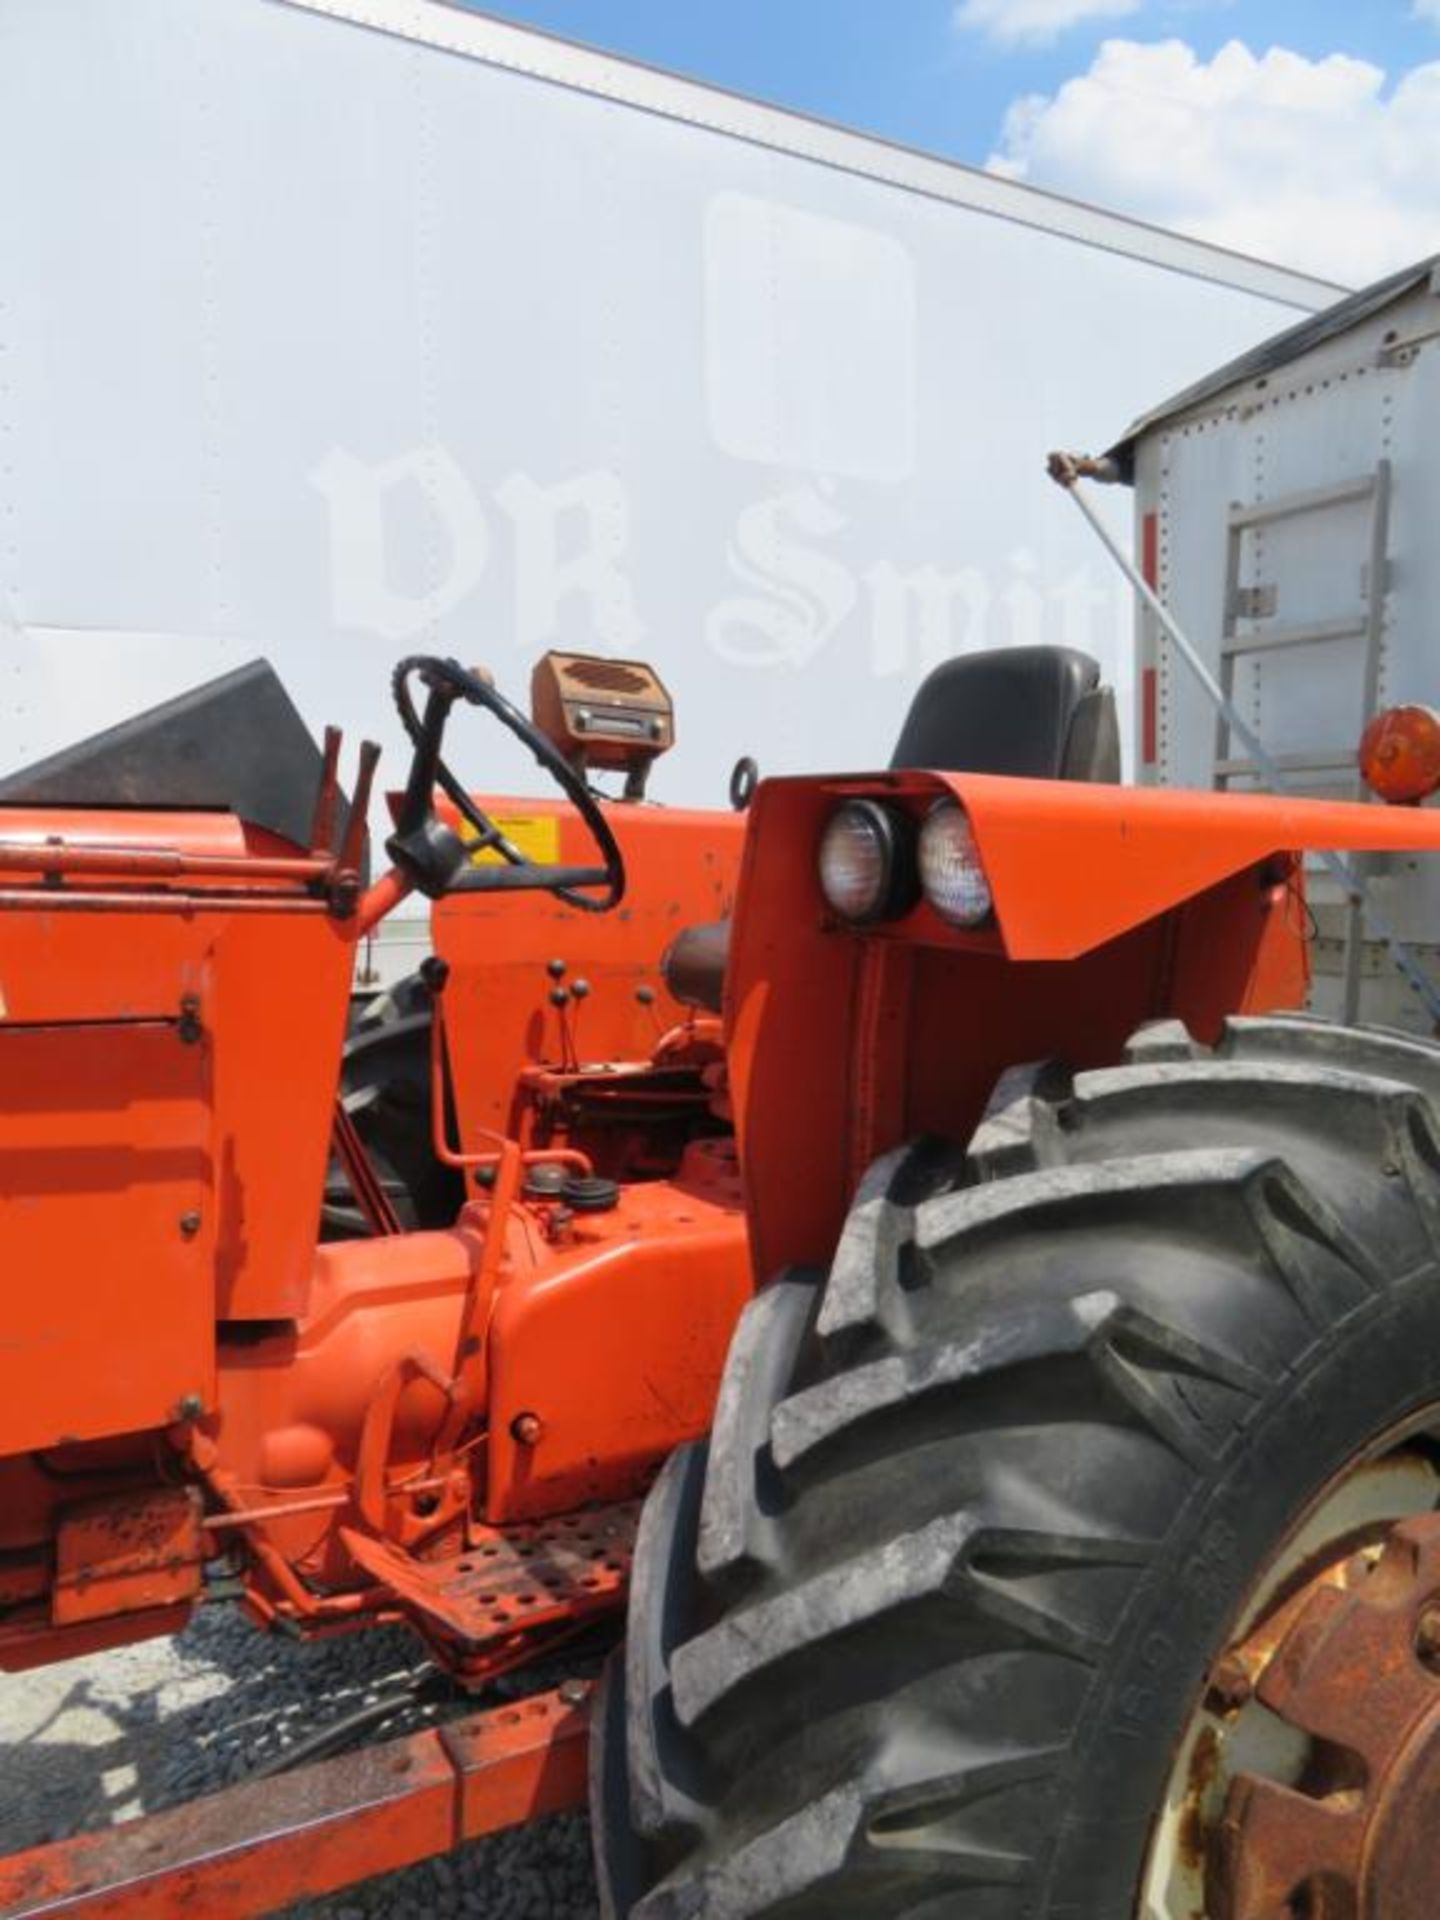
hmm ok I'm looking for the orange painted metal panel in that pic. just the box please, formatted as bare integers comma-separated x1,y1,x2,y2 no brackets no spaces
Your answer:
725,770,1440,1282
945,770,1440,961
0,901,357,1322
749,768,1440,963
0,1605,194,1676
0,911,207,1025
0,809,250,861
483,1139,749,1521
433,797,743,1150
204,911,356,1319
0,1020,213,1451
53,1489,205,1626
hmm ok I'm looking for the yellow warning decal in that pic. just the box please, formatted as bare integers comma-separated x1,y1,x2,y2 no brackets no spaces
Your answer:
469,812,562,867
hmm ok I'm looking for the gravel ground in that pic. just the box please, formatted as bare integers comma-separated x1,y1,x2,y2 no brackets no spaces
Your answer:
0,1603,602,1917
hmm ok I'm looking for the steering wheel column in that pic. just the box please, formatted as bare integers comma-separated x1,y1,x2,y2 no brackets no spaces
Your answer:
386,657,626,913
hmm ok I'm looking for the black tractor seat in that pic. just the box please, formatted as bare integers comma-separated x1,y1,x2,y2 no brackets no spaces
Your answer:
888,644,1118,785
664,646,1119,1014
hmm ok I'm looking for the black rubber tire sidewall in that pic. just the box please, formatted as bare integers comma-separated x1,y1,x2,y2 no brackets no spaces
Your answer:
1044,1265,1440,1913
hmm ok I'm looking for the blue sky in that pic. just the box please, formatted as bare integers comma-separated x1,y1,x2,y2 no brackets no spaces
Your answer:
462,2,1435,165
459,1,1440,283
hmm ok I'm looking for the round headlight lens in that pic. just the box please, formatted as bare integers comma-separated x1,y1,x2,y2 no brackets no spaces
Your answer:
818,801,898,923
918,801,992,927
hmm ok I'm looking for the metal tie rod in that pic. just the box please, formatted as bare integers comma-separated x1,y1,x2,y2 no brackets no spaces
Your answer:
1046,452,1440,1027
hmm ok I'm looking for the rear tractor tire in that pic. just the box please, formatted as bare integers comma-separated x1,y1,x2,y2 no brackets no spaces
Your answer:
596,1013,1440,1919
322,972,464,1238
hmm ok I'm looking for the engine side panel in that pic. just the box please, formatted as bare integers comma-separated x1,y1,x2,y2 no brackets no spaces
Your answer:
432,798,744,1152
0,1019,214,1450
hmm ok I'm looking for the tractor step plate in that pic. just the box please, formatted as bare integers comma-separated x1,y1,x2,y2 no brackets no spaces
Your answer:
340,1501,639,1672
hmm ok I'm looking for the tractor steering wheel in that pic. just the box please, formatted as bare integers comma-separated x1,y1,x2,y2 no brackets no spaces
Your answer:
387,656,625,913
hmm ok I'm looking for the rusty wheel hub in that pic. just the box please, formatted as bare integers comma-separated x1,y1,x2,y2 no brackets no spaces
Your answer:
1211,1511,1440,1920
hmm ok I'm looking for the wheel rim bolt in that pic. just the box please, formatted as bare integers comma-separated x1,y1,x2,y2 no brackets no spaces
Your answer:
1206,1650,1254,1713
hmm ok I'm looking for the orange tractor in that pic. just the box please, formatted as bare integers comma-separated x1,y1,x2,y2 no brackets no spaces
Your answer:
4,641,1440,1920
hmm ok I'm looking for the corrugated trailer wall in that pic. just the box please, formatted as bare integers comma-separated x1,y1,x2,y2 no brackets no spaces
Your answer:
1130,270,1440,1030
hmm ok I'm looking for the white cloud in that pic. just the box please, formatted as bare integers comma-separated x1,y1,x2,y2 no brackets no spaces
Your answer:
988,38,1440,284
1415,0,1440,21
954,0,1143,49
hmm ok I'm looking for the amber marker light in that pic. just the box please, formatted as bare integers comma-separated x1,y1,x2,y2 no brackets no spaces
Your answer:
1359,705,1440,806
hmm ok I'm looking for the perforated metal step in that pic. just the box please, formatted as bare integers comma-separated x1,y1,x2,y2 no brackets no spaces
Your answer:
341,1500,639,1681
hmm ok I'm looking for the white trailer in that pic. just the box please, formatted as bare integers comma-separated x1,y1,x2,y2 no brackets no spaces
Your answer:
1111,257,1440,1030
0,0,1339,970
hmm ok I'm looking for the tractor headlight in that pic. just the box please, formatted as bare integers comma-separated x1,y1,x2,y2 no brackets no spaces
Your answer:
917,801,992,927
817,800,911,924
